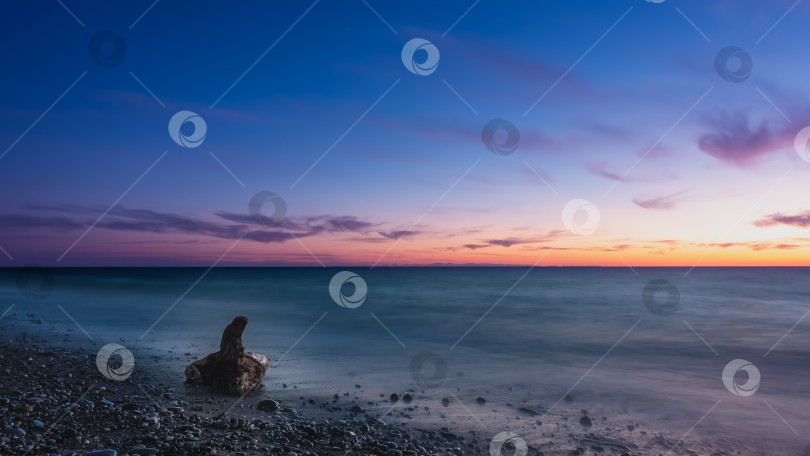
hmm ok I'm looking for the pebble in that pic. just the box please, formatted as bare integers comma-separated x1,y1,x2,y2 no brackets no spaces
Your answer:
84,450,117,456
257,400,280,412
475,397,486,406
0,341,496,456
4,425,25,435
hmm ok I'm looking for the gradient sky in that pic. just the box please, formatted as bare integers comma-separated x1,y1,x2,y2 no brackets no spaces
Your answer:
2,0,810,266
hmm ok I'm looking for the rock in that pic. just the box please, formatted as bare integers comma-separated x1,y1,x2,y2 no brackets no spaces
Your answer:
84,450,117,456
579,416,593,427
402,394,413,404
129,448,159,455
257,400,279,412
184,316,270,396
517,407,544,416
475,397,486,406
3,425,25,436
441,398,450,407
390,394,399,402
212,419,228,429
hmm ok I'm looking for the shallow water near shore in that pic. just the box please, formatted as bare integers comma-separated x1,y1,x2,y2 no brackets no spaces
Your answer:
2,266,809,455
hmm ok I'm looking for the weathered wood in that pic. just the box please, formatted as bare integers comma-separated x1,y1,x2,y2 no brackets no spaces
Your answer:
185,316,269,396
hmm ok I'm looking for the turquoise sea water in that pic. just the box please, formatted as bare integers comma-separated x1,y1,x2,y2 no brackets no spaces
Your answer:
2,267,809,454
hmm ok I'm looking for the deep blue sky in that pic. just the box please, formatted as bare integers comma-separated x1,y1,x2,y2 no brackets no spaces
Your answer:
1,1,810,266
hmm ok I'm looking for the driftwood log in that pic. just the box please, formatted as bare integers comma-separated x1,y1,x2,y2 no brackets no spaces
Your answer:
185,316,269,396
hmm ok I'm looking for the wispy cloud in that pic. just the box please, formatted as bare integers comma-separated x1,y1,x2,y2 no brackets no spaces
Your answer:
462,232,561,250
586,162,645,183
697,112,794,167
378,230,420,240
0,206,382,244
753,210,810,228
633,190,689,210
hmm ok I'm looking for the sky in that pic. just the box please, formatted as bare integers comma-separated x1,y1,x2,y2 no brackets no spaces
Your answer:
1,0,810,266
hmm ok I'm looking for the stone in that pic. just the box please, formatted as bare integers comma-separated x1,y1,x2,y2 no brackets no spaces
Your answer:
257,400,279,412
580,416,593,427
84,450,117,456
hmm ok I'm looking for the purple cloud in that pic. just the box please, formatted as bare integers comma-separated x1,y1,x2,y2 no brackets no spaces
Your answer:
585,162,643,183
378,230,420,240
463,233,560,250
0,206,381,245
753,211,810,228
697,113,793,166
633,191,689,210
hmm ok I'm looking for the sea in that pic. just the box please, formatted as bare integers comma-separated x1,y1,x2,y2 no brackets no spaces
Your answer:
1,266,809,455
